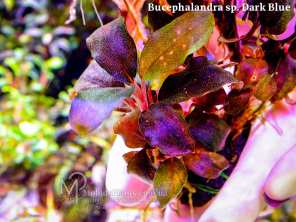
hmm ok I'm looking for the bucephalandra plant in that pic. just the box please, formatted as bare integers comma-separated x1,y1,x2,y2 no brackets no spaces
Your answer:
69,0,296,210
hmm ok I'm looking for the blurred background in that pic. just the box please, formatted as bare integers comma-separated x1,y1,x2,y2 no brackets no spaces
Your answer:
0,0,296,221
0,0,124,221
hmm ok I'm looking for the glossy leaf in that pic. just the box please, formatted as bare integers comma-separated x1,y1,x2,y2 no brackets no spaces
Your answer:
69,87,134,134
153,158,187,207
114,109,146,148
189,113,231,151
86,18,137,83
126,149,156,182
191,89,227,108
139,104,195,156
74,60,123,92
159,57,240,103
184,150,229,179
254,74,277,101
140,12,214,89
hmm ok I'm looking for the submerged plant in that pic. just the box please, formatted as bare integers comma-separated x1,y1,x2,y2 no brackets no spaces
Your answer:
69,0,296,209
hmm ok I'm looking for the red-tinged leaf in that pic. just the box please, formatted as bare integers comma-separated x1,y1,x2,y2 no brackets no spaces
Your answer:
139,104,195,156
126,149,156,182
153,158,188,207
188,113,231,151
158,57,241,103
69,87,134,134
273,54,296,100
74,60,123,92
184,150,229,179
225,88,251,115
113,0,147,45
236,58,268,85
122,151,137,162
140,12,214,89
191,89,227,109
254,74,277,101
114,109,146,148
86,17,137,83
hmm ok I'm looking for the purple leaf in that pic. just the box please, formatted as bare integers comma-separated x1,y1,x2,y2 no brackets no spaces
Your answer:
189,113,231,151
74,60,123,92
158,57,241,103
184,150,229,179
139,104,195,156
86,18,137,83
69,87,134,134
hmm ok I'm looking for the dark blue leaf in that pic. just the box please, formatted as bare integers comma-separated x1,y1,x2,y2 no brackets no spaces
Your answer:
159,57,241,103
87,18,137,83
139,103,195,156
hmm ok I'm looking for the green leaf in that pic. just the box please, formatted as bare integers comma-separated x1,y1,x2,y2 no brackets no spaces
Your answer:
140,12,214,89
45,57,65,70
4,0,15,11
4,57,20,76
69,87,134,134
254,74,277,101
153,158,188,207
